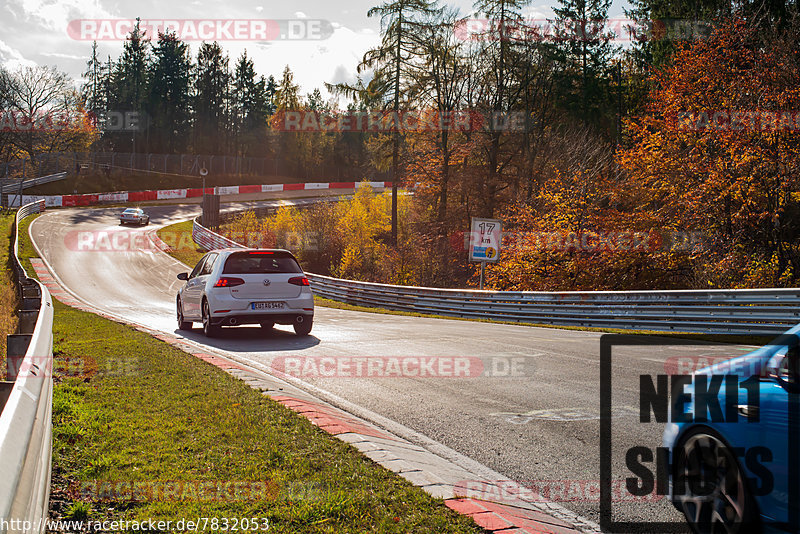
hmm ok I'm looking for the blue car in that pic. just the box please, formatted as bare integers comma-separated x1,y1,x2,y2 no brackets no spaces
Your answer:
663,327,800,533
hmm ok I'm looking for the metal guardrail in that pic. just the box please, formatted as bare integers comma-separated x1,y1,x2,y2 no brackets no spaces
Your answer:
192,217,243,251
306,275,800,335
191,198,344,251
0,199,53,534
1,172,67,194
192,216,800,335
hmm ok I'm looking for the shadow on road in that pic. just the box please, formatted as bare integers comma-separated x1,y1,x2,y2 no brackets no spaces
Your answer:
174,325,321,352
64,208,113,224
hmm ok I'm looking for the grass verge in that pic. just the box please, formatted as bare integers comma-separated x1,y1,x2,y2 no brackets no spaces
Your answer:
0,211,17,368
16,212,40,277
156,220,769,345
45,298,481,533
5,211,482,532
157,220,206,269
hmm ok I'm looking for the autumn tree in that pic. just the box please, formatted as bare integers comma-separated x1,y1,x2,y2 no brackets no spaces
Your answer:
618,18,800,287
511,25,561,202
2,65,97,170
406,9,473,225
358,0,440,244
470,0,534,217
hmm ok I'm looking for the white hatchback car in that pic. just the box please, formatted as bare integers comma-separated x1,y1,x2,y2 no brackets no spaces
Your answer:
176,249,314,337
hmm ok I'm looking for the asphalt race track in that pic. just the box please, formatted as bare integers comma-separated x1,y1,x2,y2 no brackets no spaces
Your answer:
30,201,756,532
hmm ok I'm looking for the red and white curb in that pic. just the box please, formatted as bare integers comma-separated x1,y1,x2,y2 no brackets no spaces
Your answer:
29,260,598,534
16,180,390,208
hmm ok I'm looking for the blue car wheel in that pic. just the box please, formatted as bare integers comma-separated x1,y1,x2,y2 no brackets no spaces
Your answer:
673,427,760,534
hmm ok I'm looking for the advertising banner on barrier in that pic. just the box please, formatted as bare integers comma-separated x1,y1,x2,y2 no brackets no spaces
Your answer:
19,195,62,207
7,181,387,209
216,186,240,195
156,189,187,200
99,193,129,202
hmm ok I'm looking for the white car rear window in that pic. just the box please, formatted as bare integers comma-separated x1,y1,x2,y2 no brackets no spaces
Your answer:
223,252,302,274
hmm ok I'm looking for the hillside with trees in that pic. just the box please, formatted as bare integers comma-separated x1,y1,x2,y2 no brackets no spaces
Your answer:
2,1,797,290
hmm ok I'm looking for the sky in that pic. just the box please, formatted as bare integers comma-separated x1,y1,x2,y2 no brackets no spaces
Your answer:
0,0,629,104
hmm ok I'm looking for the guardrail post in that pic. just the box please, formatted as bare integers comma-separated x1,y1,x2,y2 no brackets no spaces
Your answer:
17,310,39,334
0,382,13,411
21,297,41,311
22,284,40,299
5,334,32,381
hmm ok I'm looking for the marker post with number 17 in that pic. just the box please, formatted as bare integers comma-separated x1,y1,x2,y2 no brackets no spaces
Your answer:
469,217,502,290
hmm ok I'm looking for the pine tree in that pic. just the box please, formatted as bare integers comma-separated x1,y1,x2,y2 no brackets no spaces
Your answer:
552,0,615,132
306,88,325,111
148,31,193,153
112,20,149,113
273,66,302,175
81,41,103,116
623,0,737,70
264,75,277,116
194,42,230,155
232,52,269,157
274,66,300,111
107,19,150,152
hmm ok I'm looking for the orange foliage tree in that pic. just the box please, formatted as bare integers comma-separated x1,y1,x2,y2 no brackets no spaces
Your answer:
617,18,800,288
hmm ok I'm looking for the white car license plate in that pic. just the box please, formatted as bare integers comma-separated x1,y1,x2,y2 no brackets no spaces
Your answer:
252,302,285,310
